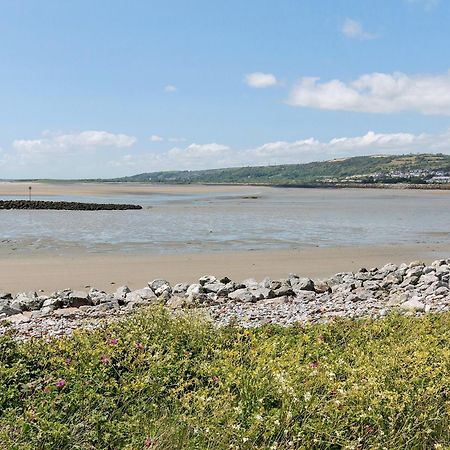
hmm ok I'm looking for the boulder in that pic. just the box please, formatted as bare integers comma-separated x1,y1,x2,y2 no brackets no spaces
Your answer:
10,292,42,311
228,288,257,303
149,279,171,295
114,285,131,300
400,297,425,312
0,292,12,300
291,277,315,292
68,291,91,308
172,283,190,295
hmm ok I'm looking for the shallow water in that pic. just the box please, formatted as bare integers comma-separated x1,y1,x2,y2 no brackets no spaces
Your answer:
1,186,450,254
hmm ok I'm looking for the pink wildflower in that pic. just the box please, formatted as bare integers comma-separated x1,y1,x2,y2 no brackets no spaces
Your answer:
135,342,144,349
310,361,319,369
56,379,66,388
144,437,154,447
65,358,72,366
100,354,111,365
109,338,118,345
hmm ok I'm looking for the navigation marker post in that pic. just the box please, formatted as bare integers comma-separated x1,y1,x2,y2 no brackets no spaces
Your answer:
28,186,32,201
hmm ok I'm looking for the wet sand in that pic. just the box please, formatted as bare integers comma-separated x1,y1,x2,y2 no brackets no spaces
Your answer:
1,243,449,293
0,181,254,197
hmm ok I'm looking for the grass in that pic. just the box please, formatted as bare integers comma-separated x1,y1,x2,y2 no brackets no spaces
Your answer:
1,308,450,449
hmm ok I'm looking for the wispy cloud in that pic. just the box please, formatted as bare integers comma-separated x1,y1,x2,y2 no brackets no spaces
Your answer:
150,135,164,142
244,72,278,88
164,85,177,93
288,70,450,115
13,130,137,156
341,18,378,40
108,129,450,172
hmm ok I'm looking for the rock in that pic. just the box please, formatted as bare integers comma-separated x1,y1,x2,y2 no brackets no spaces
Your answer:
291,277,315,292
92,301,119,312
400,297,425,312
242,278,259,289
219,276,232,284
186,283,204,299
0,292,12,300
124,288,157,304
172,283,190,295
0,303,22,317
10,292,42,311
114,285,131,300
149,279,171,295
228,288,257,303
68,291,91,308
89,289,108,305
203,282,226,294
251,287,275,300
273,285,295,297
314,280,331,293
166,296,186,309
380,263,398,274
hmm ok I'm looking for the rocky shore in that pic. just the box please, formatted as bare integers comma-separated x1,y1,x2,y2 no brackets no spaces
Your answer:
0,200,142,210
1,258,450,340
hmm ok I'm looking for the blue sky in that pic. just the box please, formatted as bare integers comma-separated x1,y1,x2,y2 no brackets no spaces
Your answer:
1,0,450,178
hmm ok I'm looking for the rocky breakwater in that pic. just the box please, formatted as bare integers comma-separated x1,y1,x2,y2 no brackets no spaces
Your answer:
0,200,142,210
1,258,450,339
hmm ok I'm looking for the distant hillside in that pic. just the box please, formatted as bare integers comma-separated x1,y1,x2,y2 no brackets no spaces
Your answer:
113,153,450,185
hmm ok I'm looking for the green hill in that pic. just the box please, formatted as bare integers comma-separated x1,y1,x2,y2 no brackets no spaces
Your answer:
114,153,450,185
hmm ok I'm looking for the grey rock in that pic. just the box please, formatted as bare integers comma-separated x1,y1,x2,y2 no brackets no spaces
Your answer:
400,297,425,312
68,291,91,308
149,279,171,295
114,285,131,300
291,277,315,292
10,292,42,311
172,283,190,295
0,292,12,300
198,275,217,286
228,288,257,303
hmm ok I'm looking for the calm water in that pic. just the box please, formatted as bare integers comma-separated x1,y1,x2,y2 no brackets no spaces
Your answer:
1,187,450,254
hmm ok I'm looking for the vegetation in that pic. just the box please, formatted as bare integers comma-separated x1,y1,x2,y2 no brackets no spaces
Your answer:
113,153,450,185
1,308,450,449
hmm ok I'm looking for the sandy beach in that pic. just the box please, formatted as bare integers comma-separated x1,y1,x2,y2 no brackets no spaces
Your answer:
1,181,450,293
1,243,449,293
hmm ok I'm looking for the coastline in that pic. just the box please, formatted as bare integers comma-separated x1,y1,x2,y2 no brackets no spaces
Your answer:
2,242,449,293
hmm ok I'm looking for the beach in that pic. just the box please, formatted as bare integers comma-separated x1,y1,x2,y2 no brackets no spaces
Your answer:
2,243,450,293
1,181,450,292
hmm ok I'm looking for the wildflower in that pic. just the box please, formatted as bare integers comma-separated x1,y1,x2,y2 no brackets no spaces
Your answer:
144,436,154,447
212,375,219,383
109,338,118,345
366,425,375,434
255,414,263,421
243,437,249,443
304,392,312,402
310,361,319,369
100,354,111,365
65,358,72,366
135,342,144,349
55,379,66,389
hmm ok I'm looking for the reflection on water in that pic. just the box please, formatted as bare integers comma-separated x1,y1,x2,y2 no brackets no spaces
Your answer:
1,187,450,254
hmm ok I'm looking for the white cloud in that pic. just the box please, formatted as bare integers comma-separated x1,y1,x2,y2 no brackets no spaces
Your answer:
108,130,450,172
341,18,377,40
150,135,164,142
13,130,136,156
245,72,278,88
164,85,177,93
288,71,450,115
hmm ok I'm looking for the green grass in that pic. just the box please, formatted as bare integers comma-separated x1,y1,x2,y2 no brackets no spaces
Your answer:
1,308,450,449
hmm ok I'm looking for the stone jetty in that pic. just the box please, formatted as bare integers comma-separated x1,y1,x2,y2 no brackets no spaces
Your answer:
1,258,450,340
0,200,142,210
